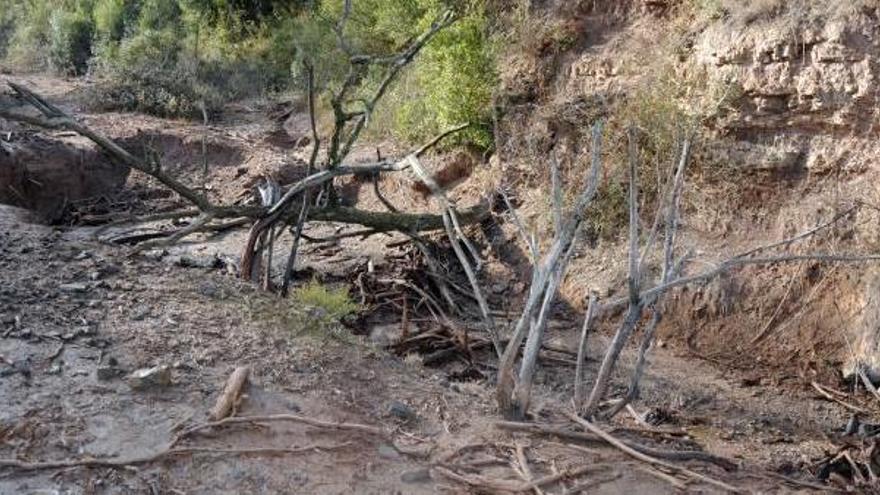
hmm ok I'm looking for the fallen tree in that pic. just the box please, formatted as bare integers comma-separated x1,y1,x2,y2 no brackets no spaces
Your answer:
0,7,491,260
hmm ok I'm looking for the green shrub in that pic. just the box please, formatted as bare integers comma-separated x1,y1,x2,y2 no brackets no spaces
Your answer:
5,0,54,70
86,0,297,118
4,0,498,147
48,8,94,75
137,0,182,32
399,6,497,149
89,26,199,116
288,0,497,150
0,0,25,59
293,279,360,321
93,0,138,42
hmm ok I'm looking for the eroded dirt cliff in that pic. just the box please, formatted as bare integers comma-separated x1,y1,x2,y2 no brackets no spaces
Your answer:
493,0,880,382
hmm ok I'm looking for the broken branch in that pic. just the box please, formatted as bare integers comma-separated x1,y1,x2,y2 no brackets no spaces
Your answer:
210,366,251,421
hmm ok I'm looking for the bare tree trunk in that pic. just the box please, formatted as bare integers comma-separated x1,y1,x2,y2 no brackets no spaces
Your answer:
496,122,604,418
574,294,598,413
582,128,642,417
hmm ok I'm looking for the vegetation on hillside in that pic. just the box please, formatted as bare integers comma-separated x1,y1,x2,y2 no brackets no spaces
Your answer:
0,0,497,148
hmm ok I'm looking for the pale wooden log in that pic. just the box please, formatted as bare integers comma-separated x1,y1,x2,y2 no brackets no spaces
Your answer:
210,366,251,421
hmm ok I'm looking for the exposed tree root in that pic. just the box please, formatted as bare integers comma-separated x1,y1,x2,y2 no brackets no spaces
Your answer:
0,412,385,473
0,443,351,472
494,419,737,471
564,412,742,493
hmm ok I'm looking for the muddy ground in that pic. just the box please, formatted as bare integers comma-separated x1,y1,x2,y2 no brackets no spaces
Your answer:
0,74,874,494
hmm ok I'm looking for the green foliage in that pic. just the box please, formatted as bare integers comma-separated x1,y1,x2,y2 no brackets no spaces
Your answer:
293,279,360,321
376,3,496,149
288,0,497,149
687,0,725,18
0,0,24,59
1,0,97,73
4,0,55,69
93,0,138,42
86,0,295,117
137,0,182,32
48,8,94,75
2,0,498,147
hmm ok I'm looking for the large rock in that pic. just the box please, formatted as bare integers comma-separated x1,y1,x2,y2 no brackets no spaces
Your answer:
0,133,130,221
693,7,880,174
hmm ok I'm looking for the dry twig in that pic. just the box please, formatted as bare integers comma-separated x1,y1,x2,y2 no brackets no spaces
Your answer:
564,412,742,493
494,420,736,470
811,382,867,413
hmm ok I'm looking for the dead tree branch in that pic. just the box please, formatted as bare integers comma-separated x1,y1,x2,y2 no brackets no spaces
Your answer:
279,65,320,295
0,443,349,473
406,154,500,355
496,122,604,418
602,138,691,419
180,413,387,439
564,412,743,493
574,294,598,412
597,203,865,317
210,366,251,421
582,128,643,417
494,420,737,470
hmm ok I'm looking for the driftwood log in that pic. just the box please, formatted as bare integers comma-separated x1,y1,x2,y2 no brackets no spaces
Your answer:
210,366,251,421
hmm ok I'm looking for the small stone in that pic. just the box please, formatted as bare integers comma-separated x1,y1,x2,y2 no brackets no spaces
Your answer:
88,271,102,281
102,263,121,275
377,444,401,460
491,280,509,294
73,251,91,261
307,307,329,320
127,365,172,390
59,283,88,294
198,281,220,298
84,337,111,348
130,306,151,321
170,254,220,269
96,365,122,381
47,363,62,375
389,401,417,422
2,359,31,379
400,469,432,484
142,249,167,261
369,324,400,347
